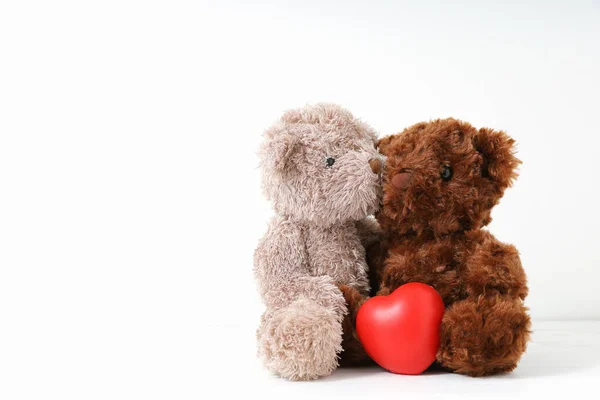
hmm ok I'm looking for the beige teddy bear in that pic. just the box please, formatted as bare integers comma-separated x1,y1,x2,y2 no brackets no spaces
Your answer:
254,103,383,380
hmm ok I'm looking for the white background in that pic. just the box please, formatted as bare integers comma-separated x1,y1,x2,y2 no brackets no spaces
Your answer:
1,1,599,398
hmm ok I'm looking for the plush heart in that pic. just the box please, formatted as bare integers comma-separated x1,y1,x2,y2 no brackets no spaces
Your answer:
356,282,445,375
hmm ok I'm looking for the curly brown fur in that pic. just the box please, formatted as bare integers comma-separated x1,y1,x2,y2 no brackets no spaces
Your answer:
372,118,531,376
338,284,373,366
438,296,530,376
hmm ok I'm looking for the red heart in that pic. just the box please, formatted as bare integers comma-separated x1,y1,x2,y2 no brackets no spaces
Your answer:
357,282,445,375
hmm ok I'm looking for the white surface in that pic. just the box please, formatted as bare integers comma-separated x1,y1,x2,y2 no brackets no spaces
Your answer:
1,1,600,399
208,321,600,399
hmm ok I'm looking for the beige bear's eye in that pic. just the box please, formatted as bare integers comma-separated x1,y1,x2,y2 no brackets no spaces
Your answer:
326,157,335,167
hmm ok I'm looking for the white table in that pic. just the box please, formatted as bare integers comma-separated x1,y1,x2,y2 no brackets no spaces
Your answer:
205,321,600,398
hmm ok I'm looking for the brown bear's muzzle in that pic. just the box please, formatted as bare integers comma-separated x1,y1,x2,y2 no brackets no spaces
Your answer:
391,172,413,190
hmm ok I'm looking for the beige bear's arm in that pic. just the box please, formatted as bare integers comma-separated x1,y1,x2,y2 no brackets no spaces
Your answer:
354,216,382,249
253,217,346,314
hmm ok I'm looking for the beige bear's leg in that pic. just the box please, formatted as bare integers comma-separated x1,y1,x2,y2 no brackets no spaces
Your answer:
257,298,344,380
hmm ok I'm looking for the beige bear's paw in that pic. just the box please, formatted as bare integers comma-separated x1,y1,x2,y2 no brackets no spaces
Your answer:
258,298,343,381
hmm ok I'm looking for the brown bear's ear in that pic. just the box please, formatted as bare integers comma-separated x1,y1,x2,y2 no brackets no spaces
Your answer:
261,131,301,173
473,127,521,189
376,135,393,155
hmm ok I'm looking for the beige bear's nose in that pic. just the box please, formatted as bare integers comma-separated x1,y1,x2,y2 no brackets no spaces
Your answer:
369,158,382,174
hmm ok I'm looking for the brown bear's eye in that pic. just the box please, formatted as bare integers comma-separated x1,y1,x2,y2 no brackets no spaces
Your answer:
326,157,335,167
440,165,453,181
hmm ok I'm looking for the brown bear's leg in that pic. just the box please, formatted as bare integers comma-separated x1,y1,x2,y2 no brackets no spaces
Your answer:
437,296,531,376
338,284,373,366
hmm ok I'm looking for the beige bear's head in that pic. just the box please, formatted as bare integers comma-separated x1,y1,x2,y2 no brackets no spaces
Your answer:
259,103,383,226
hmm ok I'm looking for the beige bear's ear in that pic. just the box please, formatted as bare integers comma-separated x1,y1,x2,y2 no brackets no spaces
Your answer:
261,130,301,173
473,127,522,189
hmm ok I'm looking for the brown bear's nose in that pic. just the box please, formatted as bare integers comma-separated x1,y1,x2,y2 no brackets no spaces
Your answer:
369,158,382,174
391,172,413,190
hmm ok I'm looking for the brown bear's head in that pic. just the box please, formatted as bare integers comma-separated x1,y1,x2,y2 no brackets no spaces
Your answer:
376,118,520,236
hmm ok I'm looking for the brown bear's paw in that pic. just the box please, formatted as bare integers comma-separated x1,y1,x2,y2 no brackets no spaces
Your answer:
339,323,372,367
257,298,343,380
337,284,372,366
337,284,367,321
437,296,531,376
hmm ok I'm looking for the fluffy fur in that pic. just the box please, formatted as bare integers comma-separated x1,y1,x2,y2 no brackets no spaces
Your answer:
254,103,383,380
368,118,531,376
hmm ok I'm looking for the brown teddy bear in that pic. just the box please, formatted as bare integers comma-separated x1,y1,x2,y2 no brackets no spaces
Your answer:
254,103,383,380
368,118,531,376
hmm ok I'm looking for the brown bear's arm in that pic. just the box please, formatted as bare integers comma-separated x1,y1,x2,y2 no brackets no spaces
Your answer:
376,243,444,297
464,232,528,300
337,283,373,366
377,240,466,304
376,250,414,296
365,238,390,297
